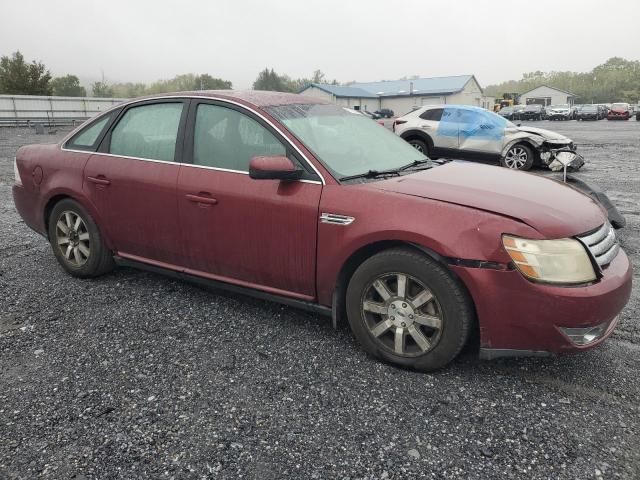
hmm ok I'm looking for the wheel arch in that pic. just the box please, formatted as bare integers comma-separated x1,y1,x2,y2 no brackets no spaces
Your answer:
331,239,472,328
399,129,434,150
42,191,113,248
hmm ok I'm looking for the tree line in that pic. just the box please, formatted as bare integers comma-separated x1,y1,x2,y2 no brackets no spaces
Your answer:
486,57,640,104
0,51,233,98
0,51,334,98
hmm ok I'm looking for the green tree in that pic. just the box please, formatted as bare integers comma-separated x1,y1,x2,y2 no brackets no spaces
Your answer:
91,81,114,98
193,74,232,90
50,74,86,96
486,57,640,104
253,68,290,92
110,82,147,98
0,51,52,95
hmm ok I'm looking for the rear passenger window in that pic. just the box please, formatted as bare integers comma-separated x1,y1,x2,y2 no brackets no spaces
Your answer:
67,113,113,150
193,104,286,171
109,103,183,162
419,108,443,121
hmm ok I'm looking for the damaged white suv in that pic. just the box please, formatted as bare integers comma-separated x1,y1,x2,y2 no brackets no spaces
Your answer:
393,105,583,171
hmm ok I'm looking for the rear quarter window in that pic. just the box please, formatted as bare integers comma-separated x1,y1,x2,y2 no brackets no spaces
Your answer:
66,113,115,151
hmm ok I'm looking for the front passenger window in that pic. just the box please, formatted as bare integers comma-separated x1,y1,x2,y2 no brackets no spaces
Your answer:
110,103,183,162
193,104,286,171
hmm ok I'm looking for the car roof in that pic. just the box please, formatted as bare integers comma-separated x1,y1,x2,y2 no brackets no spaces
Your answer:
122,90,329,109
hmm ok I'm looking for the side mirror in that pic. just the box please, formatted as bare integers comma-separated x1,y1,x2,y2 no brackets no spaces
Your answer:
249,155,303,181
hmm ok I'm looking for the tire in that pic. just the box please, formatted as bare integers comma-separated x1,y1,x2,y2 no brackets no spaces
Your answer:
47,198,114,278
501,144,534,170
407,138,428,155
345,248,474,372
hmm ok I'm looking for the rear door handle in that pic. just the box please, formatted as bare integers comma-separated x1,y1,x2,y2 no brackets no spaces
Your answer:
420,125,432,129
185,193,218,205
87,175,111,186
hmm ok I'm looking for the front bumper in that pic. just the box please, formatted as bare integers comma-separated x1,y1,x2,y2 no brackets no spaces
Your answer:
452,247,632,356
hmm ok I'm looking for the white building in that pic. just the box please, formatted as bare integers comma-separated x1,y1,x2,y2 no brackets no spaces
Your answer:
518,85,577,107
299,75,495,116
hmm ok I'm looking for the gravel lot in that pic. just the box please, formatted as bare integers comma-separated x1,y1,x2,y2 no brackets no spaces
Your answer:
1,120,639,479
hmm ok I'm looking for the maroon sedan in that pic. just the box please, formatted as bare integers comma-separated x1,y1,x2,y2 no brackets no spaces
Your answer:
607,103,631,120
13,91,632,371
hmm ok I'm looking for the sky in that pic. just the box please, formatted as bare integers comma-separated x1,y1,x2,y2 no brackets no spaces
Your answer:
2,0,639,89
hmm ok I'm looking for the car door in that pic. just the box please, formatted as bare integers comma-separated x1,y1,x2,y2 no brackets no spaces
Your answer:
420,107,459,155
456,107,505,159
84,99,188,265
176,100,322,298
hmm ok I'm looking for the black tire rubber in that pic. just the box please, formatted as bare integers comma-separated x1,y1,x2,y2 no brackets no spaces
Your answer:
407,138,429,156
500,143,534,171
48,198,114,278
345,247,474,372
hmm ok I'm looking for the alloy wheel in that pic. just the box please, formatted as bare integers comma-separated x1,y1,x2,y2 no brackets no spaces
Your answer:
55,211,91,267
361,273,443,357
504,147,528,169
410,142,424,153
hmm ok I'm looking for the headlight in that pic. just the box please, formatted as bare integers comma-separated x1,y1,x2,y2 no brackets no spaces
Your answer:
502,235,596,284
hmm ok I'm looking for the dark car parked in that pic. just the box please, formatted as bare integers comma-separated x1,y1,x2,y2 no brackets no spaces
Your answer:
12,91,632,371
576,105,600,121
374,108,394,118
520,104,546,121
607,103,630,120
497,106,516,120
597,105,609,119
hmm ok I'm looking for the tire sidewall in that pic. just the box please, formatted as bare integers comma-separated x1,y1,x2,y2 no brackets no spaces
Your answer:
48,199,109,277
346,249,472,371
408,138,428,155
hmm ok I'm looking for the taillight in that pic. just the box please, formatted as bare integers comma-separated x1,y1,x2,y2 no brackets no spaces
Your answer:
392,119,407,132
13,157,22,186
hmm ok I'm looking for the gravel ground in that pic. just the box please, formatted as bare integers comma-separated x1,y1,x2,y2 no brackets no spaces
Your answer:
0,120,639,479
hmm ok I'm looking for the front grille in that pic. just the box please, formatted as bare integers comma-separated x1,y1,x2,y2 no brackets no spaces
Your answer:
577,222,619,269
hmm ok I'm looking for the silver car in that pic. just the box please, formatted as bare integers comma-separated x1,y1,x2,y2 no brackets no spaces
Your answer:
393,105,583,171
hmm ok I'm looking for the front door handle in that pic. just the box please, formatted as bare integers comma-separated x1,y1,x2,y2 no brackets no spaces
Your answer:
87,175,111,186
185,193,218,206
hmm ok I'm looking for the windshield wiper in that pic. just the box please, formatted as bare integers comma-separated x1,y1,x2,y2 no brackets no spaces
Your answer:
398,159,432,171
339,169,402,182
339,159,433,182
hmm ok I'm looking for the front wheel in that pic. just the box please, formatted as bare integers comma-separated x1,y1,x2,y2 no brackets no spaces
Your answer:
501,144,534,170
346,248,474,371
48,198,114,278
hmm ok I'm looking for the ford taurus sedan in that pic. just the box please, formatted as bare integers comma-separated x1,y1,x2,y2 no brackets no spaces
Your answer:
13,91,632,371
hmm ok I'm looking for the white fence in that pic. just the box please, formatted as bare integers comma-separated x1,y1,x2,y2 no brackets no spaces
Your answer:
0,94,126,127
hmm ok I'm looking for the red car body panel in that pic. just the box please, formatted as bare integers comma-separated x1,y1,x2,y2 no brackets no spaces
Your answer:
176,166,321,298
11,90,633,358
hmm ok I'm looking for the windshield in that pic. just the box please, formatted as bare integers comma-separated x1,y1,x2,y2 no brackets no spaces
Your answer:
266,104,428,178
500,107,513,113
550,105,569,109
612,103,628,109
582,105,597,111
524,105,541,111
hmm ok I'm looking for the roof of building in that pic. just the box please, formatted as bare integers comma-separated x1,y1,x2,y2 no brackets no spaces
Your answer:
302,84,379,98
301,75,479,98
519,85,577,97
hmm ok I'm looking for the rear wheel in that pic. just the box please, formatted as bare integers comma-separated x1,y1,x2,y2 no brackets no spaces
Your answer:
407,138,428,155
346,248,473,371
48,199,114,278
501,144,534,170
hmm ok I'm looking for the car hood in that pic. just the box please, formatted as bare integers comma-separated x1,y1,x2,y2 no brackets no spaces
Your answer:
514,126,570,141
371,162,605,238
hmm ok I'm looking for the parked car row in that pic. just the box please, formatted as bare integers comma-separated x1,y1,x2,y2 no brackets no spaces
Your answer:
497,103,637,121
13,91,631,372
